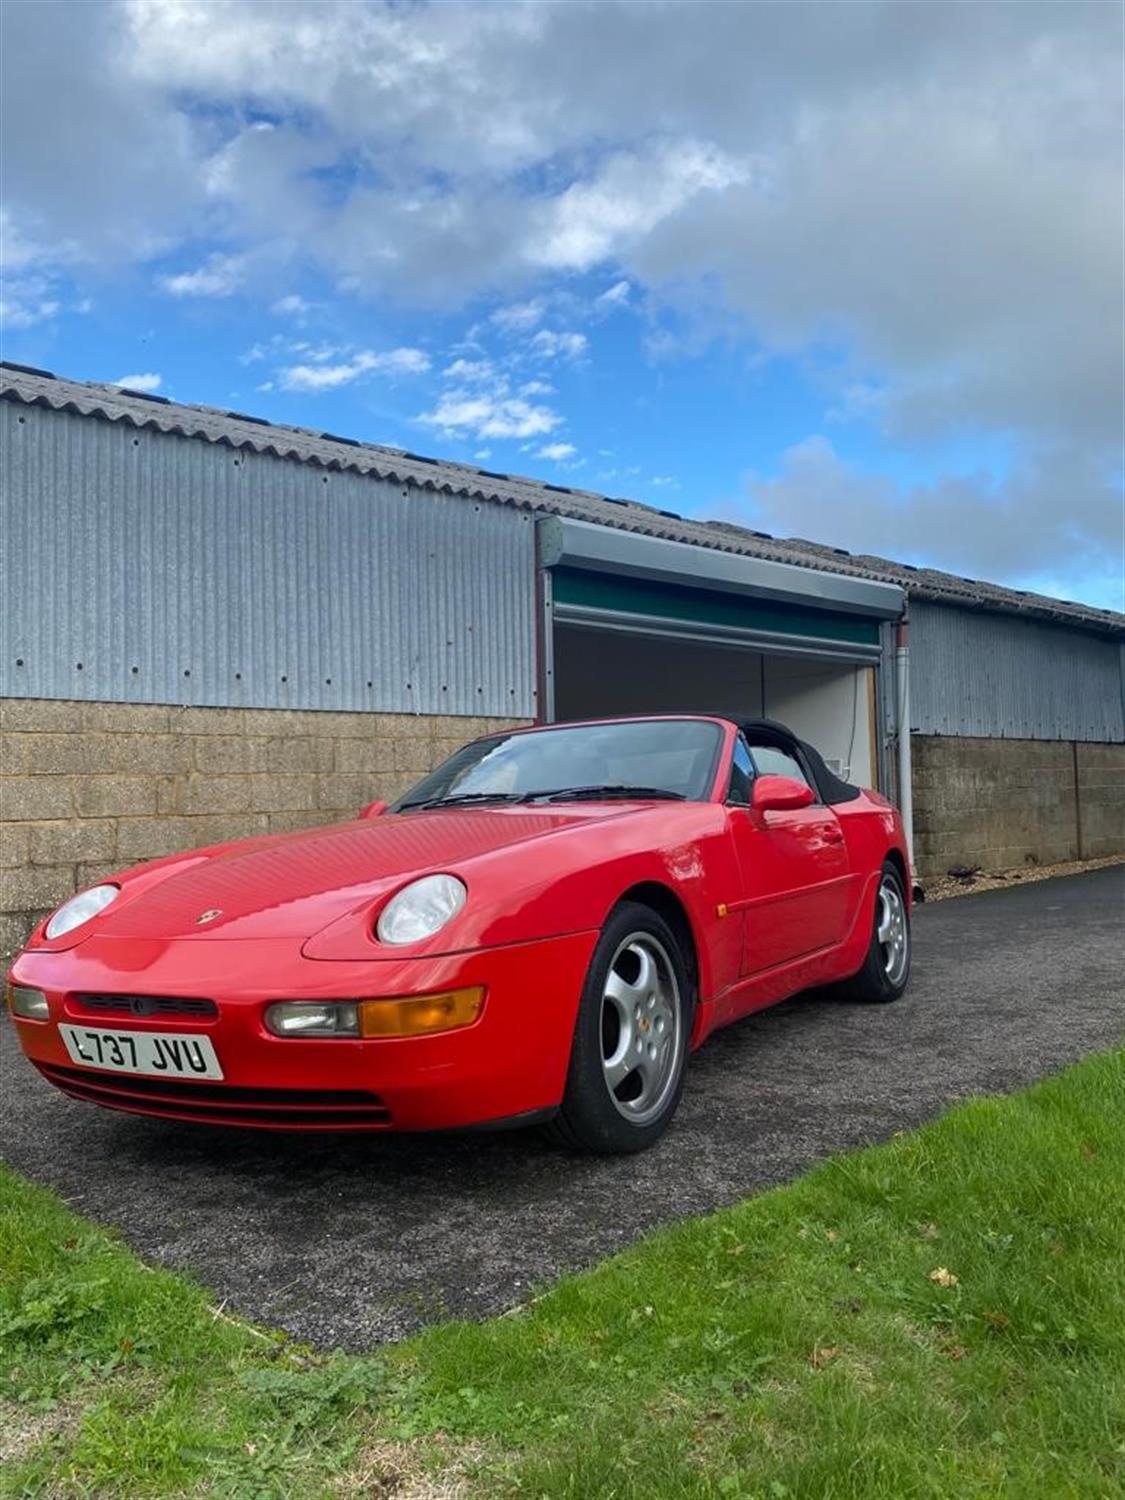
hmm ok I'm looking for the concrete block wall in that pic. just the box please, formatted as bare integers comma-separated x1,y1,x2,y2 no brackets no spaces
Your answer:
1076,741,1125,860
5,706,1122,950
912,734,1125,878
0,698,528,959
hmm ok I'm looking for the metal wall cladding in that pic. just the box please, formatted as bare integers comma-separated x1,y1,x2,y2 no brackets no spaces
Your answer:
909,600,1124,742
1,403,537,717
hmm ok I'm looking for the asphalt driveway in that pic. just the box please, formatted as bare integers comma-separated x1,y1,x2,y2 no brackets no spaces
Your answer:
2,866,1122,1351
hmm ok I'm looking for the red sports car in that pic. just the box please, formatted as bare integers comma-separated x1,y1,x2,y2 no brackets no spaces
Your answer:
7,716,912,1152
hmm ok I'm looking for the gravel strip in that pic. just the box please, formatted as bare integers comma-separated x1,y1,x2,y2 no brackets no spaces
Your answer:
922,852,1125,903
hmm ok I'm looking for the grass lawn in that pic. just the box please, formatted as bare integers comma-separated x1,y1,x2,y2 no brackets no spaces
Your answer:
1,1049,1122,1498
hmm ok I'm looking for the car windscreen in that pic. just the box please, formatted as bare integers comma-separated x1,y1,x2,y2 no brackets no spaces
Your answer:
394,719,724,808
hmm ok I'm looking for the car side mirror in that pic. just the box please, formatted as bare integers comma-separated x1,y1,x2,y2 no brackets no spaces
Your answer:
751,775,815,813
358,799,388,820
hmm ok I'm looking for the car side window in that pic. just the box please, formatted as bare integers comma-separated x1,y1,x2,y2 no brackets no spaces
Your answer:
747,744,812,788
728,735,754,805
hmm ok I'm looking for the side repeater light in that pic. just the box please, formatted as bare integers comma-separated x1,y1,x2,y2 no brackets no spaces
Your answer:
265,986,484,1039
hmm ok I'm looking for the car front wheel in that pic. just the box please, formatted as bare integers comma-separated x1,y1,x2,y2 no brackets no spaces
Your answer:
546,902,693,1153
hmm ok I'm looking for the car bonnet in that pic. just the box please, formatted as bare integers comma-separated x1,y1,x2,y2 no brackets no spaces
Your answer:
91,806,622,941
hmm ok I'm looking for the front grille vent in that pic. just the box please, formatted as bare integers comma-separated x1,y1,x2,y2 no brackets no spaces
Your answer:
74,993,219,1020
35,1063,392,1130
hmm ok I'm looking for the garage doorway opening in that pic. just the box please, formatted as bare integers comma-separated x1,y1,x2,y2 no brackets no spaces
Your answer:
553,622,879,789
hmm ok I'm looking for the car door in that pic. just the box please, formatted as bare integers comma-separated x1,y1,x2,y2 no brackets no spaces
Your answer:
726,736,852,975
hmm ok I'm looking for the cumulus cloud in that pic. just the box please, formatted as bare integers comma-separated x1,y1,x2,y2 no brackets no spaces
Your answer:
279,347,430,391
597,279,631,309
271,293,311,317
490,299,545,333
160,252,246,298
742,436,1123,608
2,1,1121,601
538,442,577,461
530,329,588,361
1,2,200,263
11,0,1105,441
443,358,495,383
530,142,748,272
115,371,162,392
7,4,1119,441
0,279,60,328
418,389,561,441
0,208,79,328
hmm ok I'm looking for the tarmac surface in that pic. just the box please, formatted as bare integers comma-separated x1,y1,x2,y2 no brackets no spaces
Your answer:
2,865,1121,1350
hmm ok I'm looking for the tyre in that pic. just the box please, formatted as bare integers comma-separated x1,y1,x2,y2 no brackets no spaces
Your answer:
835,859,912,1003
546,901,693,1153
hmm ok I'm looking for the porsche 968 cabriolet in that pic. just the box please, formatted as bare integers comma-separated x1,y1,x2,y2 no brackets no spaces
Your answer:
7,715,912,1152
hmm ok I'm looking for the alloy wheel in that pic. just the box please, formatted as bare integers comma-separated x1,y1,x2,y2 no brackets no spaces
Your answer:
876,876,909,985
599,932,684,1126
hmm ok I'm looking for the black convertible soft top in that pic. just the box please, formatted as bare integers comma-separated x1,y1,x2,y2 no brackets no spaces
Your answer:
736,717,863,806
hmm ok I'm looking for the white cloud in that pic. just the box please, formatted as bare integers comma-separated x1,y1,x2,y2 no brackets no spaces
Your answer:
0,207,78,274
538,442,576,461
279,346,430,391
490,299,545,333
418,389,561,441
532,142,748,272
160,252,246,298
11,5,1118,448
530,329,587,361
742,436,1123,608
443,357,494,382
520,379,554,396
473,447,492,460
271,293,310,316
597,279,631,308
650,475,679,488
279,363,360,391
4,1,1122,603
0,280,59,328
0,209,76,328
115,371,162,393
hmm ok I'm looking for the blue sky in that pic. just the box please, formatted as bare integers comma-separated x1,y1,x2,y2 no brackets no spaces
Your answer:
2,1,1122,611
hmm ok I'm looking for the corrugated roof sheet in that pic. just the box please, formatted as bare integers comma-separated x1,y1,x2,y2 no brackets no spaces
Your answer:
3,362,1121,637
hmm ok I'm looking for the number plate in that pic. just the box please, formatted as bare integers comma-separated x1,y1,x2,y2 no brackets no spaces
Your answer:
59,1025,223,1081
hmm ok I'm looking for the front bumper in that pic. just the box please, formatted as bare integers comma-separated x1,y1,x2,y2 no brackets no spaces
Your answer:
7,929,598,1132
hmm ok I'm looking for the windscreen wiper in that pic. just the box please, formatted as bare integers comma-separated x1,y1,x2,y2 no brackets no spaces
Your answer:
396,791,530,811
529,785,687,803
399,785,689,811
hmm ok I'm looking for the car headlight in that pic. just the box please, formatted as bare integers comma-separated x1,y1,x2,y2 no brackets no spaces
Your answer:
44,884,120,940
376,874,467,945
265,1002,360,1037
265,988,484,1039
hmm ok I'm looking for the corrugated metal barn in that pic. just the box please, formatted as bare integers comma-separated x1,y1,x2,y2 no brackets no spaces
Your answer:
1,362,1122,948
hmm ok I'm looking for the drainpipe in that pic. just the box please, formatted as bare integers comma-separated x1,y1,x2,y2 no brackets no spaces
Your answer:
895,616,915,875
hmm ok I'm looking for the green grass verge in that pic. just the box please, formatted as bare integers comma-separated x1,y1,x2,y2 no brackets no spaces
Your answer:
2,1050,1123,1498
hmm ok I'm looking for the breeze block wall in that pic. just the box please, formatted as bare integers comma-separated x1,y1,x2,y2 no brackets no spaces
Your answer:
911,734,1125,879
0,698,529,960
